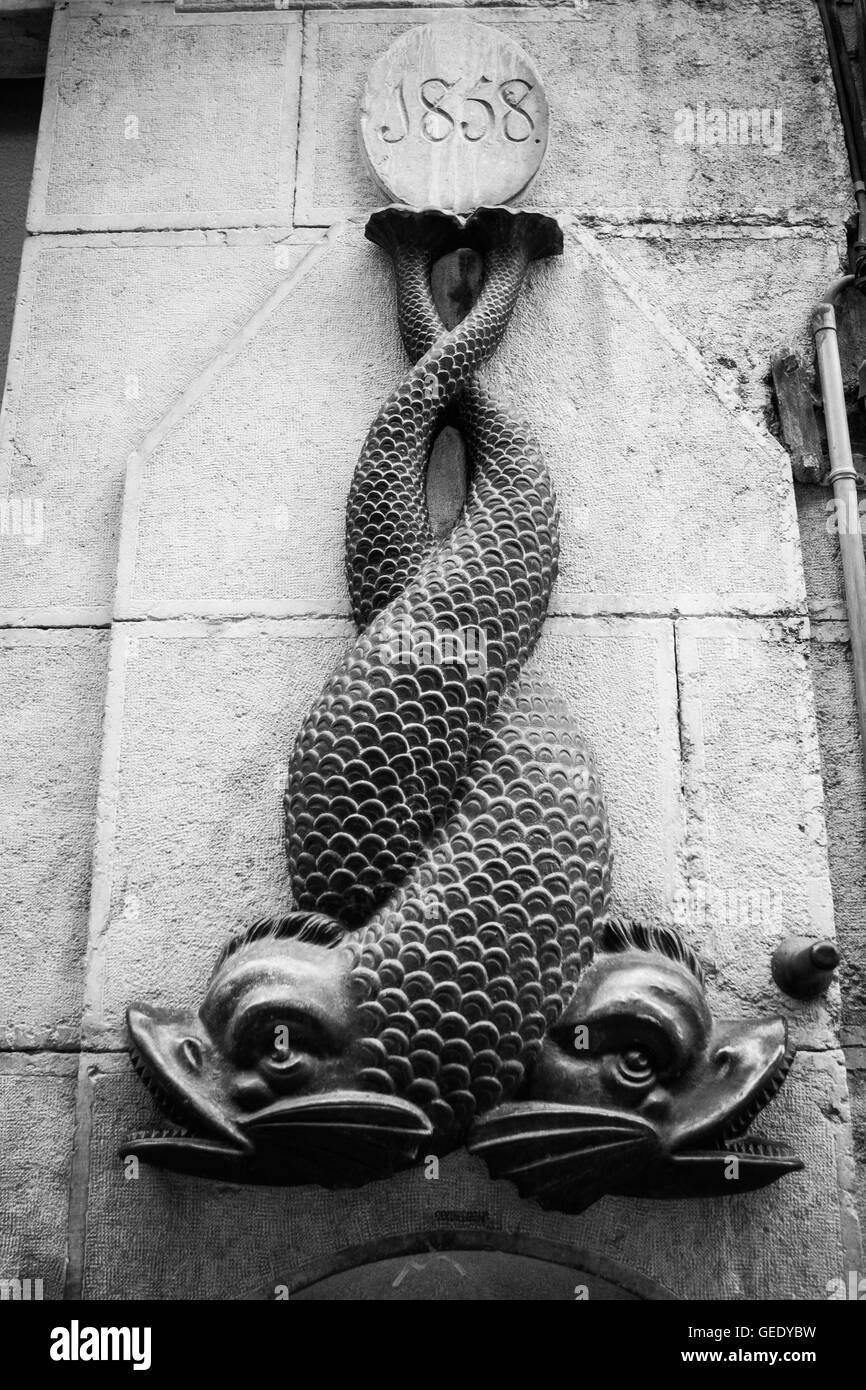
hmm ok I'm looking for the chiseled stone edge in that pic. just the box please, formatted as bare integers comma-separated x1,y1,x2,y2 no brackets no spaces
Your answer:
0,228,334,629
551,221,806,618
114,221,346,619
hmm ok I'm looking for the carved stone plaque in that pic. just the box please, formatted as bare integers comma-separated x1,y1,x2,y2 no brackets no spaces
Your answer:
359,22,549,213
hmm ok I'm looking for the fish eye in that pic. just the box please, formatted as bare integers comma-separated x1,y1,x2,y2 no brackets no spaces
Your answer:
240,1004,340,1072
595,1031,666,1099
264,1028,296,1067
226,988,345,1083
234,1013,315,1067
239,1016,320,1093
614,1045,657,1088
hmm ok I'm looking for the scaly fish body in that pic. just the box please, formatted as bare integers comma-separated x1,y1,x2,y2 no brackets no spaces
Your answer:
342,677,609,1141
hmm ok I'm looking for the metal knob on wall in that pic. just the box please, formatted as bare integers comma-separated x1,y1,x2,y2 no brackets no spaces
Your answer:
772,936,841,999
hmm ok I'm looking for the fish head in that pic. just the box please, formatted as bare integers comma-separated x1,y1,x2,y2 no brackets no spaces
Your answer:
122,915,432,1183
526,919,802,1198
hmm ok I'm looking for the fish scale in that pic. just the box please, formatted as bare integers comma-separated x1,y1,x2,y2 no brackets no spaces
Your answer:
348,682,611,1139
285,205,611,1136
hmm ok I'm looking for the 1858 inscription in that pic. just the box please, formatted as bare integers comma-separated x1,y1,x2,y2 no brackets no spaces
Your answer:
379,76,539,145
360,23,549,212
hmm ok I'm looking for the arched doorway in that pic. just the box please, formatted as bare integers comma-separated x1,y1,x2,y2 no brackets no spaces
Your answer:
286,1229,678,1301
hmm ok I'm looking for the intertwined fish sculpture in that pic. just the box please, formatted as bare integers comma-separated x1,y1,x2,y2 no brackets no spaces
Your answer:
124,206,801,1211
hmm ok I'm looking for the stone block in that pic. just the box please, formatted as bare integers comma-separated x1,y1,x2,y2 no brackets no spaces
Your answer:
485,225,805,616
296,3,848,226
0,232,288,623
606,228,843,415
0,629,108,1049
83,619,353,1045
676,617,838,1047
117,225,404,619
28,4,301,232
0,1053,78,1301
530,617,682,923
119,222,806,618
79,1047,855,1300
83,615,681,1045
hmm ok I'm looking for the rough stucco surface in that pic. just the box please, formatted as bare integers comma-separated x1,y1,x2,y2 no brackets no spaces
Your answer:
0,1054,78,1300
798,485,850,620
609,229,845,415
296,2,849,225
809,626,866,1026
0,0,861,1299
850,1071,866,1238
0,630,108,1048
28,6,302,231
79,1048,851,1300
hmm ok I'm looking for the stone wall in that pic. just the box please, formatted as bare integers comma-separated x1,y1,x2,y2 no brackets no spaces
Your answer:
1,0,863,1299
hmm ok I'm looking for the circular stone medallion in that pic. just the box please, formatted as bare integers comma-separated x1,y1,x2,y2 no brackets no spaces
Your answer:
359,22,549,214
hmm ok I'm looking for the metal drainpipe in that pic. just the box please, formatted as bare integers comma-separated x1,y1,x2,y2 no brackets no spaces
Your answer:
810,277,866,780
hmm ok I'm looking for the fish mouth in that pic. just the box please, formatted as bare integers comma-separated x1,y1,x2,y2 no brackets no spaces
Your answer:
122,1006,434,1185
640,1033,802,1197
122,1006,252,1172
709,1033,797,1148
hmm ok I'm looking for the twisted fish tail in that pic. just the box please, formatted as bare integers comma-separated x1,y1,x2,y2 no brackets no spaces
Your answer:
287,215,562,927
346,217,546,631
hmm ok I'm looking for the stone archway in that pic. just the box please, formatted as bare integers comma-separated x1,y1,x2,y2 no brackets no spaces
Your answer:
286,1230,678,1301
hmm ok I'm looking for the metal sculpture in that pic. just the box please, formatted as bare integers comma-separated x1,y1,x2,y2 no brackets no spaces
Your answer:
124,25,802,1211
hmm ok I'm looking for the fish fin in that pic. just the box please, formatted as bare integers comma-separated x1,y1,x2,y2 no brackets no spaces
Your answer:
120,1134,251,1181
468,1103,662,1213
239,1090,433,1186
617,1146,804,1199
